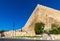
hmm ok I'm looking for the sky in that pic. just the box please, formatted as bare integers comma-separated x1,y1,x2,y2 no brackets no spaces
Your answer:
0,0,60,30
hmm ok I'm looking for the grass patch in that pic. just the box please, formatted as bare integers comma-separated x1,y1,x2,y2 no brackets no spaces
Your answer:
14,36,42,38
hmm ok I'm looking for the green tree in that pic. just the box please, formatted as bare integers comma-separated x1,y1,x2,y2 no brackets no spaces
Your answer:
34,22,45,34
0,30,6,37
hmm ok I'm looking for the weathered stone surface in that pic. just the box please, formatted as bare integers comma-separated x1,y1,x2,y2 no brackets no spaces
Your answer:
22,4,60,35
3,4,60,38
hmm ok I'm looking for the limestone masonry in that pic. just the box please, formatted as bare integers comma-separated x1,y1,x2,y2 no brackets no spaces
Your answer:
22,4,60,35
3,4,60,39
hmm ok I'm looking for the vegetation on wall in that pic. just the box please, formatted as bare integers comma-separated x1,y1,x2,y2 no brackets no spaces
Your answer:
0,30,6,37
34,22,45,34
49,24,60,34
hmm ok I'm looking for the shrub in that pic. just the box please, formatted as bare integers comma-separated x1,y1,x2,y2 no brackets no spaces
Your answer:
49,24,60,34
51,24,59,30
0,30,6,37
34,22,45,34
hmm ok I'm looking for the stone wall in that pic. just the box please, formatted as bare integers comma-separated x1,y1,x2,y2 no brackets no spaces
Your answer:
51,34,60,40
3,4,60,37
22,4,60,34
4,30,36,38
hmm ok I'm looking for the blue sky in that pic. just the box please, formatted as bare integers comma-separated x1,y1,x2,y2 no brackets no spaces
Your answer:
0,0,60,30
